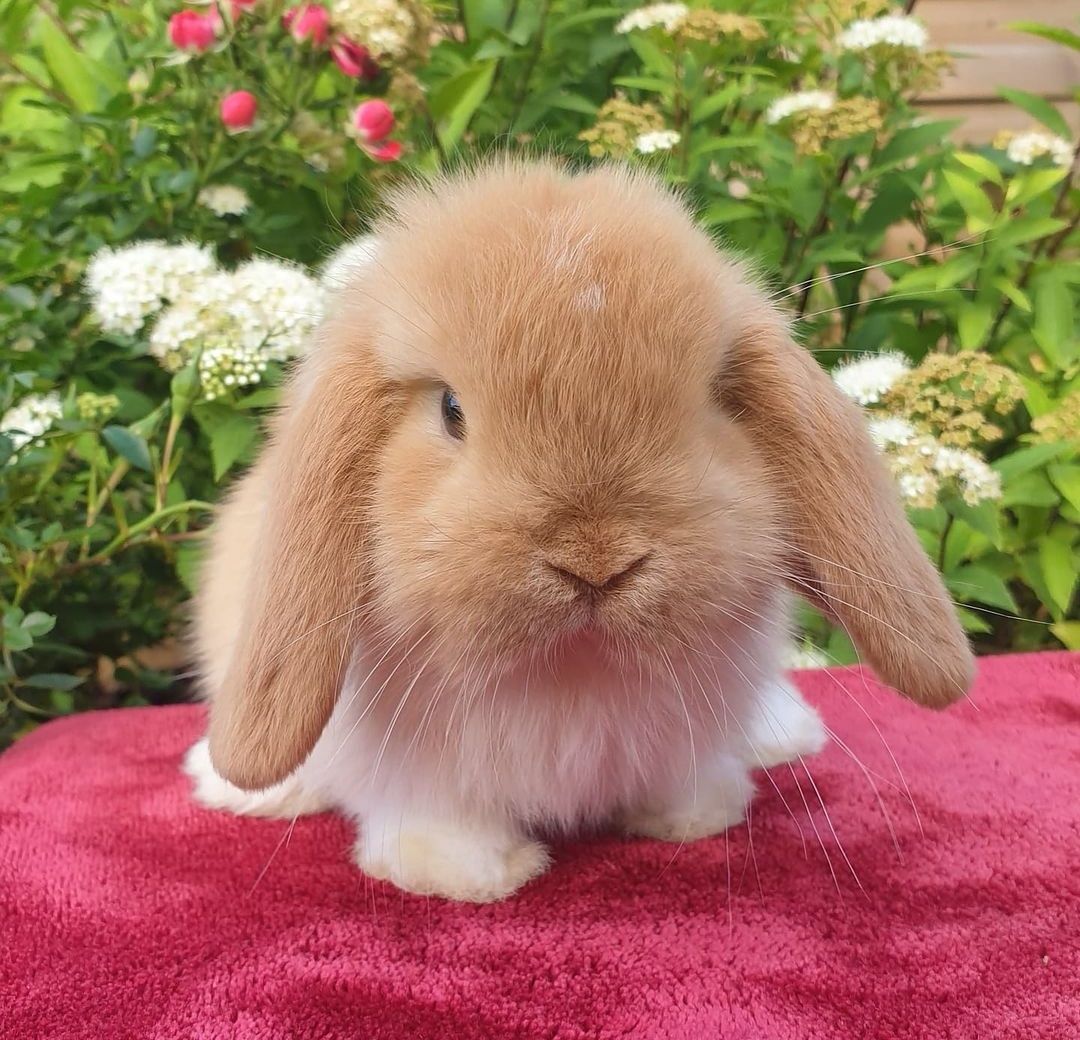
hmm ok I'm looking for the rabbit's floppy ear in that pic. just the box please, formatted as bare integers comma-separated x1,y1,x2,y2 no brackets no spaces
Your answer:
207,334,401,790
720,325,974,708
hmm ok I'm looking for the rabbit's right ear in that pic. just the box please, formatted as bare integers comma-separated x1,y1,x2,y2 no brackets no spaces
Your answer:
718,322,974,709
207,333,401,790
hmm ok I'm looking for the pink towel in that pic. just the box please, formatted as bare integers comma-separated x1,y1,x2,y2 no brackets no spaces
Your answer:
2,651,1078,1039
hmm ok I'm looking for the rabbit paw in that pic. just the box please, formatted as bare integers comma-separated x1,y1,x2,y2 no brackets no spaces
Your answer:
621,753,753,843
744,680,828,769
184,738,329,818
355,812,549,902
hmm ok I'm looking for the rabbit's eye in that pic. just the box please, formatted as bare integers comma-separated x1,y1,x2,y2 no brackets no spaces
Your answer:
441,388,465,440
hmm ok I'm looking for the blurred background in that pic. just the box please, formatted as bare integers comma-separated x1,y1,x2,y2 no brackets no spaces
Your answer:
1,0,1077,745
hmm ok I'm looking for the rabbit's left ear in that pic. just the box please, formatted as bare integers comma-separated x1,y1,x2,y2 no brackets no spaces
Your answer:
718,325,974,708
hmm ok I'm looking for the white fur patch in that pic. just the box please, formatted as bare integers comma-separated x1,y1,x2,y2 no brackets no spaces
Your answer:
354,808,550,902
183,738,328,818
742,680,828,769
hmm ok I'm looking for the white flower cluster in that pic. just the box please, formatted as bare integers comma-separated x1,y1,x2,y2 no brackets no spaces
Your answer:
86,242,215,336
831,352,911,406
615,2,687,34
635,129,681,154
765,90,835,125
932,445,1001,504
867,416,918,449
199,345,269,401
1005,131,1073,169
86,242,325,401
837,15,928,52
1,392,63,450
197,184,251,217
837,360,1001,507
332,0,421,62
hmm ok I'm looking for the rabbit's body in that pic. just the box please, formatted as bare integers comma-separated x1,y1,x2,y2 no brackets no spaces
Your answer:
189,458,822,899
188,162,971,902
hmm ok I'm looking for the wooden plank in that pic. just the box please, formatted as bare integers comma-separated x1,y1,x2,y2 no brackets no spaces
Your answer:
926,43,1080,102
921,0,1080,47
919,99,1080,141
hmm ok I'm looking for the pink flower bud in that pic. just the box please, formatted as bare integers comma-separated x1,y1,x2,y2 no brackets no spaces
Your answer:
330,37,379,80
230,0,258,16
168,10,218,53
220,90,258,130
282,4,330,45
352,100,395,143
366,139,403,163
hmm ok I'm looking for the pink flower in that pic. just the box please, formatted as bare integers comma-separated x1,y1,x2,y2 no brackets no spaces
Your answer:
366,139,403,163
230,0,258,16
282,4,330,45
220,90,258,130
330,37,379,80
168,10,217,52
352,100,395,143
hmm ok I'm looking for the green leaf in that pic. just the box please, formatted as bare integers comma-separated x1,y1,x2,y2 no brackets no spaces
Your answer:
1038,538,1077,614
700,199,758,226
1051,621,1080,650
953,151,1003,187
36,17,120,113
948,497,1001,545
429,61,496,149
1032,275,1075,367
102,425,152,471
1049,464,1080,513
207,413,258,481
547,92,598,117
37,17,100,113
997,87,1072,139
874,121,959,168
957,607,993,634
3,627,32,652
992,216,1068,249
626,34,675,75
693,135,761,155
692,84,741,124
22,673,84,691
943,170,994,230
460,0,509,40
947,565,1019,611
132,125,157,159
176,542,204,596
994,275,1032,311
550,7,622,36
1001,470,1060,507
1006,167,1067,208
957,301,993,349
22,612,56,637
611,75,670,92
993,442,1073,480
1008,22,1080,52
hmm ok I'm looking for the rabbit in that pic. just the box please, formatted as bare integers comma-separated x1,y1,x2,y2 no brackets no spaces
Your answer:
184,161,973,903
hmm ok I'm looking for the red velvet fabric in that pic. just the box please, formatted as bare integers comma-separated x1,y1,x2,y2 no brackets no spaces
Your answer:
2,652,1078,1039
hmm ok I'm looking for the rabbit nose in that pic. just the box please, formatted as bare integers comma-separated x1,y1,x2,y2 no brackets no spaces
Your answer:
544,554,650,597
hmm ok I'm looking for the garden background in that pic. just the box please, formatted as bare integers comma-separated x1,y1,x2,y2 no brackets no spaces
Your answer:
1,0,1078,745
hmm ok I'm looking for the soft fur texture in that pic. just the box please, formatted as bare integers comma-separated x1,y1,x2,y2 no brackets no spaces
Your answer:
5,653,1078,1039
192,161,972,901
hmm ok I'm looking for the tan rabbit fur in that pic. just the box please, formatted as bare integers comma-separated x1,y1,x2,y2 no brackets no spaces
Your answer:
188,160,972,902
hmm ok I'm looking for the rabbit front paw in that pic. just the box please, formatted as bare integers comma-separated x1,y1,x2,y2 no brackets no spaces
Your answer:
620,752,754,843
354,811,549,903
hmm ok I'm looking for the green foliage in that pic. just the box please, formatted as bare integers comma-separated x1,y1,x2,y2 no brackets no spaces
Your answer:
1,0,1078,742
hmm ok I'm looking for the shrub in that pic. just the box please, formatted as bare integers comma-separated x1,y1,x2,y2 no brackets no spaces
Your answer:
1,0,1077,742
